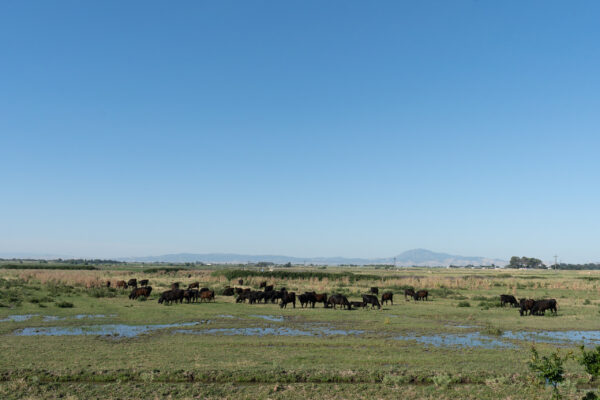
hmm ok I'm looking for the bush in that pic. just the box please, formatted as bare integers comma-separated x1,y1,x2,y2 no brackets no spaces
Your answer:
528,347,569,400
457,301,470,307
580,346,600,378
584,299,592,305
56,301,74,308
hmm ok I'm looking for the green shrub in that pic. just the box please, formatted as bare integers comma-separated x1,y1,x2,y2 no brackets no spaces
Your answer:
56,301,74,308
584,299,592,305
528,347,569,400
457,301,470,307
579,346,600,378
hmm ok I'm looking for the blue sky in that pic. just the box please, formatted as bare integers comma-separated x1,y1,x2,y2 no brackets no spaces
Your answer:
1,1,599,263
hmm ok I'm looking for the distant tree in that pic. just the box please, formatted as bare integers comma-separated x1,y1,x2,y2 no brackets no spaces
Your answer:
509,256,546,269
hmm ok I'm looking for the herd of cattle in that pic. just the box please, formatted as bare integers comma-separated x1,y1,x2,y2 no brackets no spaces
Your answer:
499,294,558,316
106,278,558,316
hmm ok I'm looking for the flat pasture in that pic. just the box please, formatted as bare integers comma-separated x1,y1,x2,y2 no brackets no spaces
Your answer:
1,266,600,399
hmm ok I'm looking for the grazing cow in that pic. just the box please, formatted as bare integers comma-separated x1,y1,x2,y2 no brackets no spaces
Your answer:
413,290,428,301
242,288,251,293
404,289,415,300
115,280,127,289
249,291,266,304
127,279,138,288
200,287,209,293
236,292,250,303
362,294,381,309
129,286,152,300
222,287,235,296
259,281,267,288
530,299,557,316
519,298,535,316
280,292,296,309
188,282,200,289
106,281,111,288
234,287,244,295
139,279,149,287
500,294,519,307
304,292,329,308
381,292,393,305
350,301,366,309
264,285,274,292
158,289,184,305
171,282,180,290
266,290,285,304
183,290,193,303
327,294,351,310
299,293,316,308
370,287,379,295
200,290,215,303
238,279,243,285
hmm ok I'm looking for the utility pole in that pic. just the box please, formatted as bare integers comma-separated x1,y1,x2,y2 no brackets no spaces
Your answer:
554,255,558,270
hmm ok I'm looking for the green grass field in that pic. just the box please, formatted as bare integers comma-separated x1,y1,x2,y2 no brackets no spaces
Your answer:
1,266,600,399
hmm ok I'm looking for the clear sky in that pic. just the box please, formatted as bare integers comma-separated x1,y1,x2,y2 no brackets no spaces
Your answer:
1,1,599,263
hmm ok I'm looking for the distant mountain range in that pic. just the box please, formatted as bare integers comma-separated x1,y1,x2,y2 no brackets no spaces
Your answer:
118,249,506,267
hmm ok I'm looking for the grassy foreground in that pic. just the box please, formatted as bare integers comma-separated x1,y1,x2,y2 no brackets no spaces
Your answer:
1,267,600,399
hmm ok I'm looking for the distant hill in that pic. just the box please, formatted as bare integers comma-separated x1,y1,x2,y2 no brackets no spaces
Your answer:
119,249,506,267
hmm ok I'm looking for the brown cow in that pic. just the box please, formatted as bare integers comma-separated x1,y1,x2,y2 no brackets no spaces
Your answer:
200,290,215,303
413,290,428,301
129,286,152,300
188,282,200,289
381,292,393,305
115,280,127,289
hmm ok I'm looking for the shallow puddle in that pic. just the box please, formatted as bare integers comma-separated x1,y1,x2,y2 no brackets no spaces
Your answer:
250,315,284,322
14,322,203,338
0,314,38,322
503,330,600,346
395,332,515,349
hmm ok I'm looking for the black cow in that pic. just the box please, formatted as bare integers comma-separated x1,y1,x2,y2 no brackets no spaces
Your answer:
519,298,535,316
188,282,200,289
222,287,235,296
280,292,296,309
129,286,152,300
139,279,149,287
171,282,180,290
381,292,393,305
259,281,267,288
106,281,111,288
238,279,244,285
413,290,428,301
158,289,184,305
304,291,327,308
264,285,274,292
127,278,138,288
531,299,557,316
249,291,265,304
328,294,351,310
404,289,415,300
370,287,379,295
236,292,250,303
234,287,244,295
500,294,519,307
350,301,366,309
299,292,316,308
362,294,381,309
